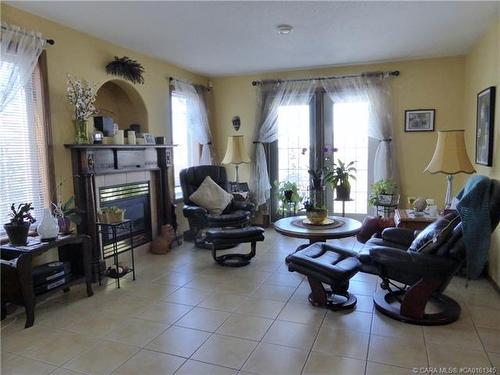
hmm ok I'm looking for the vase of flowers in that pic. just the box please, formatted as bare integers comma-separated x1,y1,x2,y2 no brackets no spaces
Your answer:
66,75,97,144
3,203,36,246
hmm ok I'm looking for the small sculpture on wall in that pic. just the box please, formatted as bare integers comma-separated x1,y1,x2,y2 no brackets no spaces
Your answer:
105,56,145,84
150,224,176,254
232,116,241,131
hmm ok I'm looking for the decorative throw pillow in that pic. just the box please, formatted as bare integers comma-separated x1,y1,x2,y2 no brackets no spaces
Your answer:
189,176,233,214
409,213,460,255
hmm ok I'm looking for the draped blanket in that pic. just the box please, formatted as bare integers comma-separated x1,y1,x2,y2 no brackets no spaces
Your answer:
456,175,493,279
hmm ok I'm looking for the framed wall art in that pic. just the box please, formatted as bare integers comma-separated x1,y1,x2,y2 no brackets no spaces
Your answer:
404,109,435,132
475,86,496,166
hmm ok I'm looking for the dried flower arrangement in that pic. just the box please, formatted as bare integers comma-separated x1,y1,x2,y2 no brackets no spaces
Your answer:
66,75,98,121
105,56,145,84
66,75,98,143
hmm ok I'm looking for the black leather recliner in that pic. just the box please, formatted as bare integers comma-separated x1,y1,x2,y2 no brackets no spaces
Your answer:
325,178,500,325
179,166,254,248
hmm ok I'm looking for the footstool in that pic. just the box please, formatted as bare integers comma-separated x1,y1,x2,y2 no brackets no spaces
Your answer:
206,226,265,267
286,242,360,310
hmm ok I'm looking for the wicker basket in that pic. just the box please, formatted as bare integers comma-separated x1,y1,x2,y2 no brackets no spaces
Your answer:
98,209,125,224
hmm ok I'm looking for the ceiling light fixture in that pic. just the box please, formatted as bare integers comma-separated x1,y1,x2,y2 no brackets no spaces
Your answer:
277,24,293,35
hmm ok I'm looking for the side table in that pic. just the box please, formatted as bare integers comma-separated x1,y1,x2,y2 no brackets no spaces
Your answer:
394,209,439,230
0,235,93,328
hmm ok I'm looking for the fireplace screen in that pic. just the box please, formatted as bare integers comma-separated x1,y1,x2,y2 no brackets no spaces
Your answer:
99,182,152,257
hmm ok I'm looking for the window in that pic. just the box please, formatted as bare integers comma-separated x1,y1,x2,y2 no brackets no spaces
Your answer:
277,104,310,197
331,102,369,215
0,58,52,232
171,91,198,199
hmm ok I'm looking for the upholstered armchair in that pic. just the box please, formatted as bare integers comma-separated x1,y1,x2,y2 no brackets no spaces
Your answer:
179,165,254,248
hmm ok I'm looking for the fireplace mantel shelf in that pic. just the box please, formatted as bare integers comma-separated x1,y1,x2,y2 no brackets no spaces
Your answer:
64,144,175,150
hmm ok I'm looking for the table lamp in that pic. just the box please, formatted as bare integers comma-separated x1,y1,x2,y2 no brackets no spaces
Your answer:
222,135,251,184
424,129,475,209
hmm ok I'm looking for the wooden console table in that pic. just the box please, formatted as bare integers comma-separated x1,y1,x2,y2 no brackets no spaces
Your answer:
0,235,93,328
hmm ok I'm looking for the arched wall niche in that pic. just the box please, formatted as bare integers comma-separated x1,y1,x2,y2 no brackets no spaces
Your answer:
94,79,148,132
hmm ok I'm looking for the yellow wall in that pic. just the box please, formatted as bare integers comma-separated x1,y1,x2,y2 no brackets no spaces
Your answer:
464,18,500,284
212,57,467,208
1,4,209,203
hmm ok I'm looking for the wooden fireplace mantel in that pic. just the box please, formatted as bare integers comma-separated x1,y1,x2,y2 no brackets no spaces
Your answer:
65,143,176,275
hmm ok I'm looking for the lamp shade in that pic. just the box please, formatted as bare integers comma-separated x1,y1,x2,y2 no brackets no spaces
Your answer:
222,135,251,165
424,130,475,175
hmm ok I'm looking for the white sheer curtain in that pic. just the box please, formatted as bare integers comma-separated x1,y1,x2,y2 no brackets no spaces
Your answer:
321,75,396,183
172,79,214,165
0,23,45,112
250,80,317,207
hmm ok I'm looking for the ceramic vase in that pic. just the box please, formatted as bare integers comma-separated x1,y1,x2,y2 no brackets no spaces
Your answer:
37,208,59,242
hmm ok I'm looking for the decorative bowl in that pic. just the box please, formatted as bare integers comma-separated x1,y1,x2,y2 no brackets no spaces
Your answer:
305,208,328,225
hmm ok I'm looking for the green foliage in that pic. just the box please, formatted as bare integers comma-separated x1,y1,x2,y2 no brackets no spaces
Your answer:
369,179,398,206
274,180,302,205
8,203,36,225
325,159,357,190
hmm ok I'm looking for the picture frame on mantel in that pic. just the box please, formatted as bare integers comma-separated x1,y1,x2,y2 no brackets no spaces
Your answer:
475,86,496,166
404,109,435,132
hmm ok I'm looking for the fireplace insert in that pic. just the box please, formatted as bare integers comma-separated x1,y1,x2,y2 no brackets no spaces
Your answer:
99,182,152,257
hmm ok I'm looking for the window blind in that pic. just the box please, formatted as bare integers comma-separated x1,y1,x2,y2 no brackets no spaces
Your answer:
0,61,51,232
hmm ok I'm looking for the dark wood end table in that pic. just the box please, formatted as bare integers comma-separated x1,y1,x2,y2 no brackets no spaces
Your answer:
0,234,94,328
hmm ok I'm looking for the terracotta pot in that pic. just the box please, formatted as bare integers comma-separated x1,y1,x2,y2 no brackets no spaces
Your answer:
306,208,328,225
3,222,30,246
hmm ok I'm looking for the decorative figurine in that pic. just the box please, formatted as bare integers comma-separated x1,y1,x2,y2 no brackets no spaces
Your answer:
150,224,176,254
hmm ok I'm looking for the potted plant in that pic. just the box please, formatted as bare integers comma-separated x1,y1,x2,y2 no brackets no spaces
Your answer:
369,179,398,206
52,196,83,234
303,200,328,225
274,180,302,216
3,203,36,245
325,159,357,201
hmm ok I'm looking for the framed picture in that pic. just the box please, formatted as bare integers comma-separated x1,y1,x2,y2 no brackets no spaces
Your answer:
405,109,435,132
141,133,156,144
475,86,496,166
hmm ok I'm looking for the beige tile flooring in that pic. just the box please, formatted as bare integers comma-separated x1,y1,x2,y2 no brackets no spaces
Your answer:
1,229,500,375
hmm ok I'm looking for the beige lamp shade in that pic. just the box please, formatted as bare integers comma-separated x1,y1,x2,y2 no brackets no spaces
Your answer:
222,135,251,165
424,130,475,175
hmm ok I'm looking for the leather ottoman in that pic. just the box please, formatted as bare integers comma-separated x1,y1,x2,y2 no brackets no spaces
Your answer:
206,226,265,267
286,242,360,310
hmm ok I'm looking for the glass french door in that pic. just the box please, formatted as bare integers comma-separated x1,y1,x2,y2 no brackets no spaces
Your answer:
269,91,373,221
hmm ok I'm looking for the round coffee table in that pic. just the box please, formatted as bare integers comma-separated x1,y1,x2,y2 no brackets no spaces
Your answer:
274,215,362,245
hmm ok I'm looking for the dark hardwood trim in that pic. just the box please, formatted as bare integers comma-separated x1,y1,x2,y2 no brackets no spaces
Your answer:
38,51,57,204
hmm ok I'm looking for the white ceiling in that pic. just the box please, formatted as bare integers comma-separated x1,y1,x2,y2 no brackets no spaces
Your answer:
7,1,500,77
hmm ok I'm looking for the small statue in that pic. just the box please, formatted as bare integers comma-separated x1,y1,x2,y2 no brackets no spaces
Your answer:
150,224,176,254
413,197,428,212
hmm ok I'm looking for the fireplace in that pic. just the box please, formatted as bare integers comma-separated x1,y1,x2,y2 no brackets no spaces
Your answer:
99,182,152,258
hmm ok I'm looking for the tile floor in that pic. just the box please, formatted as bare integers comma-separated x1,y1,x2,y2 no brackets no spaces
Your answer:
2,229,500,375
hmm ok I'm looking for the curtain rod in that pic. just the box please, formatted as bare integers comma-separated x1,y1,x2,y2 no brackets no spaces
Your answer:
169,76,211,91
251,70,400,86
1,25,55,45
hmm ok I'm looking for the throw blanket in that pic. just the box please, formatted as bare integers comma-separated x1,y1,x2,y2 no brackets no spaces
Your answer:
456,175,492,279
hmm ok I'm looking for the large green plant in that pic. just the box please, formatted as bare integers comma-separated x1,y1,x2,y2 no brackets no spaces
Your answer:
325,159,357,189
274,180,302,204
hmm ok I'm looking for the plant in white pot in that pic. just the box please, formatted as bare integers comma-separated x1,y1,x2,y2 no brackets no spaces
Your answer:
369,179,398,206
3,203,36,245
